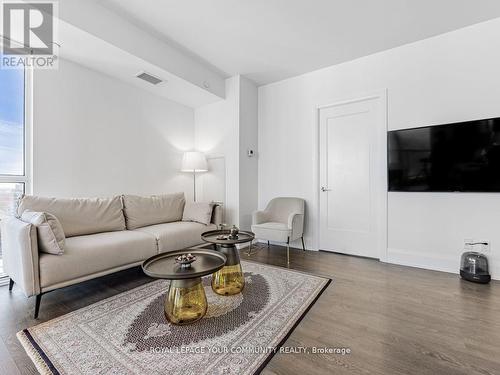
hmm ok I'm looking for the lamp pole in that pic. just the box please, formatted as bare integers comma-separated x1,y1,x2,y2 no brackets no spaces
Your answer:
193,169,197,202
181,151,207,202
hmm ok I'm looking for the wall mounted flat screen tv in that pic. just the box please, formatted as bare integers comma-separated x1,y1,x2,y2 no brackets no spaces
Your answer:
388,117,500,192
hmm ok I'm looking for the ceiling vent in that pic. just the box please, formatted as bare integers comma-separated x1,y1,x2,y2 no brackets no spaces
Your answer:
136,71,163,85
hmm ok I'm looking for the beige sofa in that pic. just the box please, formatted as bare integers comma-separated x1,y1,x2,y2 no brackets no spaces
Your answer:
1,193,221,318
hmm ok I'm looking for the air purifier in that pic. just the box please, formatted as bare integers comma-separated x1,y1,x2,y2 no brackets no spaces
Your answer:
460,251,491,283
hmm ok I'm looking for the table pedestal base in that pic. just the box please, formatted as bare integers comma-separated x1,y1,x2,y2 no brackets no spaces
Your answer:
165,278,207,325
212,245,245,295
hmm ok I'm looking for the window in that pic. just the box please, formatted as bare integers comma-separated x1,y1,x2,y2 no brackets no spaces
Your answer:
0,55,31,278
0,65,24,177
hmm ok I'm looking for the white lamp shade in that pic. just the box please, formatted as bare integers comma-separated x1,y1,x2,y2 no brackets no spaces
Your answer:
181,151,208,172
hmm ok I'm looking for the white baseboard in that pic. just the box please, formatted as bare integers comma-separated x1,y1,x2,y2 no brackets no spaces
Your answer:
387,247,458,274
387,247,499,280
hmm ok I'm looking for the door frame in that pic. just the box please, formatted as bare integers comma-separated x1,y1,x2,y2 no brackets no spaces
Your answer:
314,89,388,261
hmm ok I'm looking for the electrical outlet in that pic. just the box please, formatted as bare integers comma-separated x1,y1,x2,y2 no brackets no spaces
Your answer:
464,238,490,253
478,239,490,253
464,238,473,251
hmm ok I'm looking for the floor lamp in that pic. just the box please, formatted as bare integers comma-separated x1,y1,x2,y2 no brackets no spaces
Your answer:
181,151,208,202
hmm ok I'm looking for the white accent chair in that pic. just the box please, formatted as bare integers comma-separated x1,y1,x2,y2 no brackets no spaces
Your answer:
251,197,306,264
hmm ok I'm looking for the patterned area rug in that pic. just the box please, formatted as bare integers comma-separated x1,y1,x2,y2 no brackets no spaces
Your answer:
18,261,330,375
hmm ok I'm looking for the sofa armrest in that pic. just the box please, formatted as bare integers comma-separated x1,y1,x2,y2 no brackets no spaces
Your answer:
1,217,40,297
211,204,223,226
288,213,304,240
252,210,269,225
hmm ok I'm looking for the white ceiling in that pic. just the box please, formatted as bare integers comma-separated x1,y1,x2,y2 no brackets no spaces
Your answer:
55,0,226,108
58,20,223,108
96,0,500,86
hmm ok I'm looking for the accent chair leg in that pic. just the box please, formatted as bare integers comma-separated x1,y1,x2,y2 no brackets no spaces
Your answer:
267,240,270,247
34,294,42,319
8,278,14,291
286,237,290,266
301,236,306,251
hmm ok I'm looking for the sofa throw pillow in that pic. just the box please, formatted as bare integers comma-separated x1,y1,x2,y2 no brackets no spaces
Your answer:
21,210,65,255
182,202,214,225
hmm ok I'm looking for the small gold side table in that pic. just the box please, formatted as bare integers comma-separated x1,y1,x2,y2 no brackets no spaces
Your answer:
142,249,226,325
201,229,255,296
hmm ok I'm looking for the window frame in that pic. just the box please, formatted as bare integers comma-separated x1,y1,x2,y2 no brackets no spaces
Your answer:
0,42,33,282
0,66,33,194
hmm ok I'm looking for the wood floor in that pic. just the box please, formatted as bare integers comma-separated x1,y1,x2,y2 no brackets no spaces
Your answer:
1,244,499,375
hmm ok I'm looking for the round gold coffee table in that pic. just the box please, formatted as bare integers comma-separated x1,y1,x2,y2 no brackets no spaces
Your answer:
142,249,226,325
201,229,255,296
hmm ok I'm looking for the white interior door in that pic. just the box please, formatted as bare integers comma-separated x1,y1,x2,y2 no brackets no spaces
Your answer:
319,93,387,259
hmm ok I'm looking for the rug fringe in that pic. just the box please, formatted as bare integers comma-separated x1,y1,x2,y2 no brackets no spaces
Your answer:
17,330,56,375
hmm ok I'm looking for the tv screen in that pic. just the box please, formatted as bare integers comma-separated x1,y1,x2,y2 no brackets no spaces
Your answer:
388,117,500,192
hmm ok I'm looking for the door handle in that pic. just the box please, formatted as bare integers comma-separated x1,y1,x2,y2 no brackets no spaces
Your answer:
321,187,331,192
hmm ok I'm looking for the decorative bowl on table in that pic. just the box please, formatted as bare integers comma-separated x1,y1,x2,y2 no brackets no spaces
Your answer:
175,253,197,269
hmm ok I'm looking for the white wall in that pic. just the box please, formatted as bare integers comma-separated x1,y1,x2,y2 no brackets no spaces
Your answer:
258,18,500,279
33,58,195,198
195,76,258,229
195,77,240,225
238,77,258,230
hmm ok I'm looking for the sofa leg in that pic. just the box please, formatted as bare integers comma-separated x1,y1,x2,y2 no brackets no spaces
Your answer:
301,236,306,251
286,237,290,266
34,294,42,319
8,278,14,291
267,240,270,247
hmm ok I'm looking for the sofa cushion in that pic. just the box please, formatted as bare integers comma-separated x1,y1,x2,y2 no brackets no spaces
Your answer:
182,202,214,225
18,195,125,237
122,193,185,230
39,230,157,288
134,221,216,253
21,210,65,255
